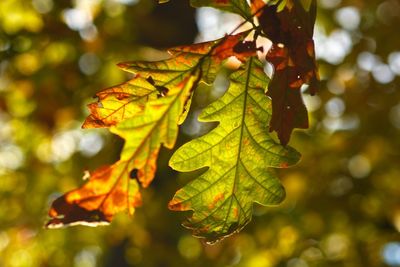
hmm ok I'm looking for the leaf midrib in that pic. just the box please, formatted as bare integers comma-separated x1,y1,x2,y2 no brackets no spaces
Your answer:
96,75,197,212
221,57,253,233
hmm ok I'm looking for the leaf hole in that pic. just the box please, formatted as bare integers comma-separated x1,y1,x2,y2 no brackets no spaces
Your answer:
129,169,138,179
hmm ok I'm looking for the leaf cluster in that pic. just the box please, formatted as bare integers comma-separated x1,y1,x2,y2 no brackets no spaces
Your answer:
47,0,318,243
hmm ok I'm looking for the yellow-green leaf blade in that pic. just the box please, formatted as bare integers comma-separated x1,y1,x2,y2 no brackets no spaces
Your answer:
83,76,158,128
169,57,300,243
111,75,200,187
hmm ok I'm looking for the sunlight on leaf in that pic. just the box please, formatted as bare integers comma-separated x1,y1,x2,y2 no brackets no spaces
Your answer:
169,58,300,243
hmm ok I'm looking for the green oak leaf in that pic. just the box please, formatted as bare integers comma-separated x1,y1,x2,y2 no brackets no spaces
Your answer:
168,57,301,243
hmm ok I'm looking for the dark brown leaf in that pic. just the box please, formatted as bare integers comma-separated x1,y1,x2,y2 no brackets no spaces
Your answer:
259,0,319,145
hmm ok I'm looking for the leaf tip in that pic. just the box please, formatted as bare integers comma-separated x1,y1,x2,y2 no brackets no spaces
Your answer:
45,195,111,229
279,161,289,168
117,62,131,70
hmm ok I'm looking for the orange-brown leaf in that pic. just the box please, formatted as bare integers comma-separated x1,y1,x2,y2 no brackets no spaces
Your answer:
250,0,265,14
212,32,258,62
46,162,142,228
167,31,256,61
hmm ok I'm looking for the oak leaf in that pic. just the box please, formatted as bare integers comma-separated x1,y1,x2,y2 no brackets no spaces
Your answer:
168,58,300,242
259,0,318,145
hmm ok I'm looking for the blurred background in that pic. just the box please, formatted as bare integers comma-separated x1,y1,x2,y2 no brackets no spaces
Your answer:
0,0,400,266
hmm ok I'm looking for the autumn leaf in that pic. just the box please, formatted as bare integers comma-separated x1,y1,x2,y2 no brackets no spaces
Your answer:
46,32,257,228
46,163,142,228
47,72,200,228
168,58,300,243
258,0,319,145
